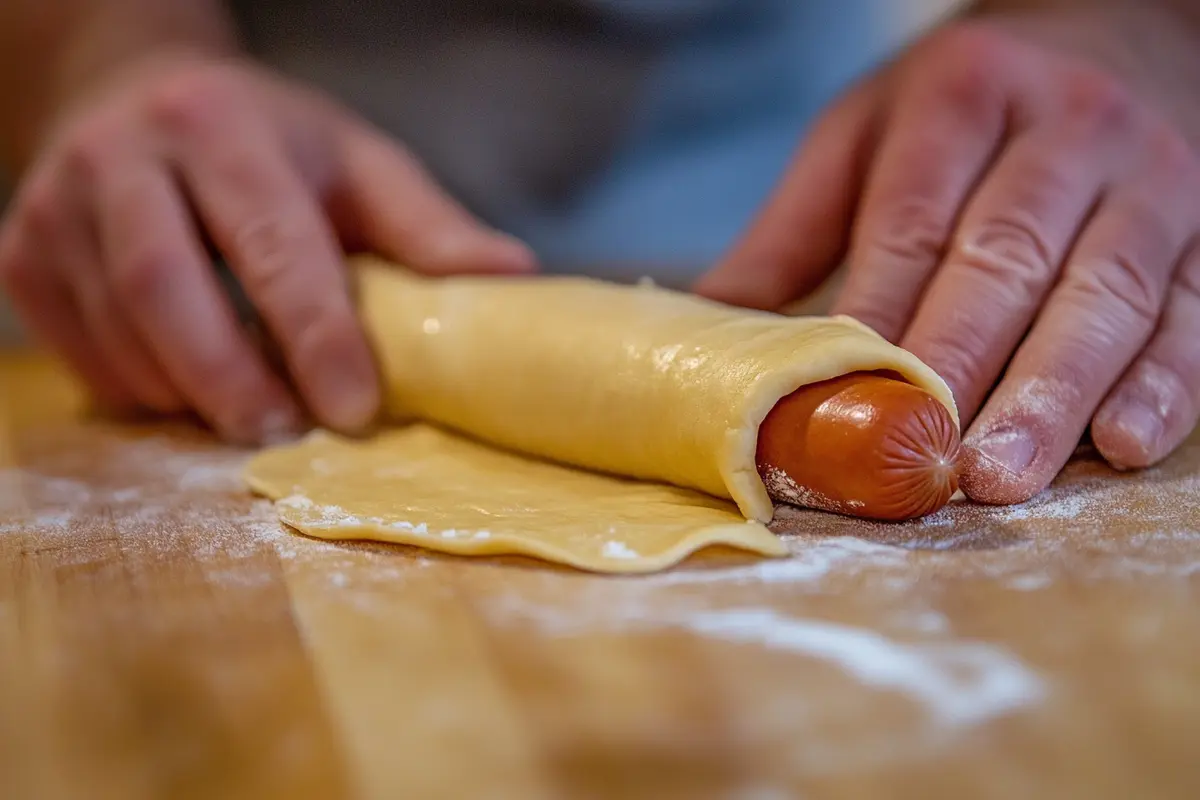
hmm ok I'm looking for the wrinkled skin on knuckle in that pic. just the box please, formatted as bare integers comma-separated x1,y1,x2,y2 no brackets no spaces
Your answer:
956,213,1057,305
865,195,949,268
1054,280,1156,368
1069,253,1163,331
233,211,311,294
230,210,351,355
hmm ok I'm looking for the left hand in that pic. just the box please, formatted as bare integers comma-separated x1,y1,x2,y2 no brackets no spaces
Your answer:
696,9,1200,505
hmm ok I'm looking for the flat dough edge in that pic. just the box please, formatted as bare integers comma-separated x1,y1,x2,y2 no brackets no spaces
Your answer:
244,426,788,575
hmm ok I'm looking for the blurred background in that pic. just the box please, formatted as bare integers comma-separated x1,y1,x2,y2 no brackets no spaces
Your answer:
0,0,962,347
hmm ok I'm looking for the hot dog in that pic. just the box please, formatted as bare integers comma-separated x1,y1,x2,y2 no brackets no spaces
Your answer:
756,372,961,521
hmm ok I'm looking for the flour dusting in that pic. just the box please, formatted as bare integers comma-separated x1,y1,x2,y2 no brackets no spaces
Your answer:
602,540,639,560
8,423,1200,775
685,609,1042,727
761,464,864,513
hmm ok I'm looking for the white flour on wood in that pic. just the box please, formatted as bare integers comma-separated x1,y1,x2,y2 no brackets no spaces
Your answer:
6,424,1200,772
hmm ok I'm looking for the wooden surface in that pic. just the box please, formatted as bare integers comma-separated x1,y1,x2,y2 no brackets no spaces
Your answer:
2,350,1200,800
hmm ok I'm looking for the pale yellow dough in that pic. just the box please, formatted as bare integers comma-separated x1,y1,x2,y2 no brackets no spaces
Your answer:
245,256,956,573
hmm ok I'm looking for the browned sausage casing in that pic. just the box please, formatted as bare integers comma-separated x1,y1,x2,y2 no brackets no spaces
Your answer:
756,372,961,521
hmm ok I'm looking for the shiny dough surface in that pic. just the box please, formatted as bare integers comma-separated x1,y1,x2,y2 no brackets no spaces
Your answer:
245,256,957,573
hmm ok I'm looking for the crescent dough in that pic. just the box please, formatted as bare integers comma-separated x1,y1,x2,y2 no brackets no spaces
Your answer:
245,256,956,573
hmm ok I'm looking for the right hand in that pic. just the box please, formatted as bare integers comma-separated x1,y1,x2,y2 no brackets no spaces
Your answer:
0,52,536,443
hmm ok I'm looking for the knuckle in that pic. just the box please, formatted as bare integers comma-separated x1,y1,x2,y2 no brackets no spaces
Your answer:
234,211,308,288
956,212,1057,303
58,119,122,181
1080,251,1161,323
1061,68,1135,134
110,246,175,305
1065,252,1163,330
233,211,334,333
862,196,949,268
918,25,1011,117
147,67,239,139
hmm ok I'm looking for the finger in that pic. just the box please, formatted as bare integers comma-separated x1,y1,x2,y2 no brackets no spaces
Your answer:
95,159,304,443
898,127,1114,421
43,161,184,414
829,60,1009,342
0,220,135,411
1091,240,1200,470
961,181,1191,504
172,109,380,433
693,79,882,310
329,122,537,276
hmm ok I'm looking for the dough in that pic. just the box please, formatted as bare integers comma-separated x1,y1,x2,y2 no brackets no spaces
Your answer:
245,426,787,573
245,256,956,573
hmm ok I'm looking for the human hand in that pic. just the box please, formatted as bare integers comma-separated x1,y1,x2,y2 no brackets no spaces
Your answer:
0,53,535,443
696,12,1200,504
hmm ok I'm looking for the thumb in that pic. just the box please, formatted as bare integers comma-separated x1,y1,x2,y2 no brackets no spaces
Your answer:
693,80,882,310
328,123,537,275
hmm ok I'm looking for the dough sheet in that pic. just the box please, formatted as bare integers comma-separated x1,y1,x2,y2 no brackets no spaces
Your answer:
245,257,956,573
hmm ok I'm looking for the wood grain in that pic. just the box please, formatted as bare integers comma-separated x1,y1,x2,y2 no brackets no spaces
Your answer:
3,350,1200,799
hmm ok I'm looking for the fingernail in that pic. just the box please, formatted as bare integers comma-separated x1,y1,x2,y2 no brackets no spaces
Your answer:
1112,400,1163,453
969,426,1038,476
316,352,380,431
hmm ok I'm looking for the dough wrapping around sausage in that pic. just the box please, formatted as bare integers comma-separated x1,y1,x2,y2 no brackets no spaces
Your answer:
350,256,957,523
245,255,958,573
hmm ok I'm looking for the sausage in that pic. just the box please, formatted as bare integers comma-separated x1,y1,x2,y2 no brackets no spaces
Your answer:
756,371,961,521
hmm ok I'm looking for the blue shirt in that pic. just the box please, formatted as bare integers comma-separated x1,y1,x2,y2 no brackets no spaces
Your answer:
231,0,897,282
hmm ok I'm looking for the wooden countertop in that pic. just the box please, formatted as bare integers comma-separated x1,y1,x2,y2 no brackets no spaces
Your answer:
3,349,1199,800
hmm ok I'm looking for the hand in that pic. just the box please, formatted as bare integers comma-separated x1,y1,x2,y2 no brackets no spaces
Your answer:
696,14,1200,504
0,53,535,443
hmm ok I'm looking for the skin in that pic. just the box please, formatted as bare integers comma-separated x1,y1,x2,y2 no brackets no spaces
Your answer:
697,0,1200,504
0,1,536,444
3,0,1200,504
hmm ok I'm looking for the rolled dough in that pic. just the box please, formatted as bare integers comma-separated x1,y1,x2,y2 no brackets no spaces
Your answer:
245,256,957,573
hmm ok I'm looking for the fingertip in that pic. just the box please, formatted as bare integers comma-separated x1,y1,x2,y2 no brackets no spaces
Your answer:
1091,402,1164,472
488,233,540,274
417,230,539,277
256,405,311,446
957,441,1050,505
300,326,382,434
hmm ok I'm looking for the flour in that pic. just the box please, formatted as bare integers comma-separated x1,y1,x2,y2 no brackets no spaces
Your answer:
602,540,639,560
638,535,908,587
685,610,1043,728
760,464,864,514
8,423,1200,774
